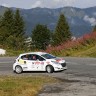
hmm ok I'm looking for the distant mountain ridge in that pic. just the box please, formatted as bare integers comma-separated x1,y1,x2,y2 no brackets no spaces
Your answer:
0,6,96,37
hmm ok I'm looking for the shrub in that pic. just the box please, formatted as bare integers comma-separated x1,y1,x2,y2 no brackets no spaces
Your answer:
46,32,96,56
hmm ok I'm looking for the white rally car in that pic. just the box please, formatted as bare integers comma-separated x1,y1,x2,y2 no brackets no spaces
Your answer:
13,52,67,73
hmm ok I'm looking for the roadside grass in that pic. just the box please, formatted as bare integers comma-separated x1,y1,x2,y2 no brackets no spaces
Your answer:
0,76,59,96
1,44,96,57
0,49,25,57
61,44,96,57
6,49,25,56
50,44,96,57
72,45,96,57
46,32,96,58
1,49,39,56
1,32,96,58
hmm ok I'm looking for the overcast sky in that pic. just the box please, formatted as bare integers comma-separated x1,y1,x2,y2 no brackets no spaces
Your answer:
0,0,96,9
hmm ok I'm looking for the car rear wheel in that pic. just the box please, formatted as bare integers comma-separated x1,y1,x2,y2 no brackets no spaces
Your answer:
46,65,54,73
15,66,22,74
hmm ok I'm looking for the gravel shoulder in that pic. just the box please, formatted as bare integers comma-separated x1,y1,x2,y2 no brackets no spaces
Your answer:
39,73,96,96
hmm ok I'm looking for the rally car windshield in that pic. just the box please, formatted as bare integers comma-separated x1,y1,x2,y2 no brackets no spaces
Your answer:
41,54,56,59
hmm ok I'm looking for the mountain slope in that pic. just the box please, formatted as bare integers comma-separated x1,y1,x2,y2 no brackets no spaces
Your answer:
0,6,7,16
0,6,96,37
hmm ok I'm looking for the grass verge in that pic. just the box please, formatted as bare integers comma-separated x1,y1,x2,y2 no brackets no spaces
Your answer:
0,76,59,96
48,43,96,57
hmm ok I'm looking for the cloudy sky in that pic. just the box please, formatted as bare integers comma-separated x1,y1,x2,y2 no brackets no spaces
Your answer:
0,0,96,9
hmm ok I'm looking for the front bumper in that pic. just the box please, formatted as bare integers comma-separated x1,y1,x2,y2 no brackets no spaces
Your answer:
54,66,67,71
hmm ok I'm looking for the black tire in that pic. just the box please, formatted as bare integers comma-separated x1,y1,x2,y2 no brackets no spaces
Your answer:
15,66,23,74
46,65,54,73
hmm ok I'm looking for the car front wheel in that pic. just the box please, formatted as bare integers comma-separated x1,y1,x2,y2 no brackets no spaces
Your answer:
46,65,54,73
15,66,23,74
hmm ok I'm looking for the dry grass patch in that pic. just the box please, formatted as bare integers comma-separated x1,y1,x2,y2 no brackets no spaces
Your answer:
0,76,59,96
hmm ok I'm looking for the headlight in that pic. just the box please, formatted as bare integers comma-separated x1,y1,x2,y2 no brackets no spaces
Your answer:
51,61,59,64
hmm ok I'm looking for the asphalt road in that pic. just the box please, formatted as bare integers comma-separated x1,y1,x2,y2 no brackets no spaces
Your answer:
0,57,16,74
0,57,96,77
65,57,96,78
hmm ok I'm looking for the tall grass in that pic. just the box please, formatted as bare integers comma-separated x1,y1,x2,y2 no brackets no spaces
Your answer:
46,32,96,56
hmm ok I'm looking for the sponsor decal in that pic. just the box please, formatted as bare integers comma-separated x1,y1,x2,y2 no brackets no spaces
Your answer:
19,59,24,64
56,59,61,62
35,62,44,65
56,58,64,62
41,62,44,64
35,62,40,64
46,61,50,64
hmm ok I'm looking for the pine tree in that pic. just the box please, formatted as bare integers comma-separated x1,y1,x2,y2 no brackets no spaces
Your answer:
53,14,71,45
0,9,14,47
32,24,51,50
0,9,25,49
1,9,14,35
13,9,25,49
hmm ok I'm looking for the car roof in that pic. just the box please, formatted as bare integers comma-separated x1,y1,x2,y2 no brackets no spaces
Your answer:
19,52,47,56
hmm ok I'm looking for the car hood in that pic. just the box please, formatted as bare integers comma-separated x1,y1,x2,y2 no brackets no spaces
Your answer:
46,57,65,63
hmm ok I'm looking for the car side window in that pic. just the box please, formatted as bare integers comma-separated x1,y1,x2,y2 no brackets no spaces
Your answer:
28,54,45,61
32,55,37,60
37,55,45,61
27,54,37,60
21,55,28,60
21,54,45,61
28,54,33,60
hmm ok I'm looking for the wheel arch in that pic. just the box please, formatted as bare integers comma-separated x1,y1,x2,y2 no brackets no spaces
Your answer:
14,65,23,74
15,65,23,70
46,65,54,72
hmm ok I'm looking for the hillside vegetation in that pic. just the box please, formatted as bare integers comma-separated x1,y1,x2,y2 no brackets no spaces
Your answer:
46,32,96,57
1,32,96,57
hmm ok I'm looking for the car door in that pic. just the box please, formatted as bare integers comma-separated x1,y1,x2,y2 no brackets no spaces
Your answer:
26,54,46,71
26,54,37,71
26,54,43,71
35,55,46,71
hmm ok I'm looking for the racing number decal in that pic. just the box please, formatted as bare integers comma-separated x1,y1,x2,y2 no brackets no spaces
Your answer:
35,62,44,65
